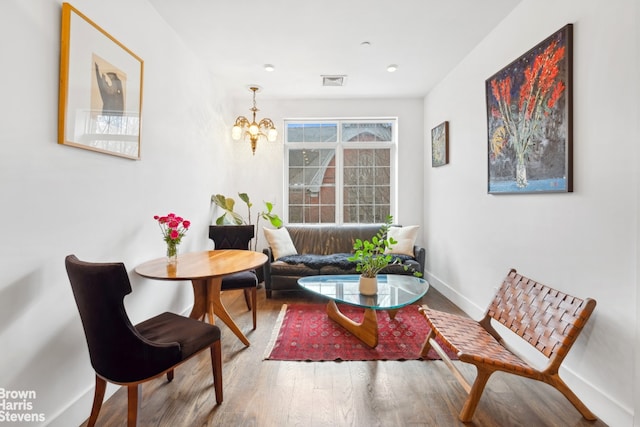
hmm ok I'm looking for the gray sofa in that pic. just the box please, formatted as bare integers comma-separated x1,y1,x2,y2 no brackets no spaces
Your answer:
262,224,425,298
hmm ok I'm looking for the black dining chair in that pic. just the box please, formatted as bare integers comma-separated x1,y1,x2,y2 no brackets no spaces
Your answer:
65,255,223,427
208,225,259,329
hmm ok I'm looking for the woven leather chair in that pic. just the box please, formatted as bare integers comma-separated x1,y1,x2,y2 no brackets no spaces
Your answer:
65,255,223,427
420,269,597,422
209,225,258,329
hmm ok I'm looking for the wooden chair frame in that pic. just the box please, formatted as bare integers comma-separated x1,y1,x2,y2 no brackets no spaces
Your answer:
420,269,597,422
66,255,223,427
88,342,222,427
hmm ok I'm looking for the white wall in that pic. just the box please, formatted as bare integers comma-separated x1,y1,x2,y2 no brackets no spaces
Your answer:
636,1,640,424
1,1,231,425
223,97,426,248
423,0,638,425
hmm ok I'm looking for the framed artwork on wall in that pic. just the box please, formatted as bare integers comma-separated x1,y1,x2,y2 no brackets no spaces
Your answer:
431,121,449,167
58,3,144,160
486,24,573,193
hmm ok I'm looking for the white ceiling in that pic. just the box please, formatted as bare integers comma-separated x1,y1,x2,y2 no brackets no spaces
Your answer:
147,0,523,100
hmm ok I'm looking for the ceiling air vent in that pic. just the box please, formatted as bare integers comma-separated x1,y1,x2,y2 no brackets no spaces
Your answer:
322,75,346,87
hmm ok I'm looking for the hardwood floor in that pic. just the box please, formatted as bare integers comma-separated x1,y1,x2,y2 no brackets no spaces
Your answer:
80,286,607,427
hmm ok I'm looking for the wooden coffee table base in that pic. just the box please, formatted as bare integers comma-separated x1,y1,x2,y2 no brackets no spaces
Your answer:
326,300,380,348
299,275,429,349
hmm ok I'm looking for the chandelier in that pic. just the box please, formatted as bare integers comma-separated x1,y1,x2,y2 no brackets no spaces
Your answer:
231,86,277,155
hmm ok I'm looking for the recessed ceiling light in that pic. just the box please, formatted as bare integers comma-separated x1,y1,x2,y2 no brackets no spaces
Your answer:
387,64,398,72
322,75,347,87
360,41,371,47
264,64,275,72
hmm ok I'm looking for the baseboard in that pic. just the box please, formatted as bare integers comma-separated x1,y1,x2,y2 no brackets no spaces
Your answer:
424,270,484,318
424,270,633,427
45,383,119,427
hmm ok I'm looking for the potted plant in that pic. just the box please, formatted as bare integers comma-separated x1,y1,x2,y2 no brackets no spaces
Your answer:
210,193,282,251
348,215,421,295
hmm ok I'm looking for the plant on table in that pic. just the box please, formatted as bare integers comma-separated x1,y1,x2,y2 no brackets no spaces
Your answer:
348,215,397,279
154,213,190,263
348,215,422,278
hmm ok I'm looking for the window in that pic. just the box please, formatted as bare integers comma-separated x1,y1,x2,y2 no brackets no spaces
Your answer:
285,119,396,224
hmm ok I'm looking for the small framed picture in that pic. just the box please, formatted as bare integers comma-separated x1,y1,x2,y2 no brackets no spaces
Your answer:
431,121,449,167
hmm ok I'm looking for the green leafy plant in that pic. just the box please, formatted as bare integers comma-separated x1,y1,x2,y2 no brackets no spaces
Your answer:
211,193,283,250
348,215,422,278
211,193,247,225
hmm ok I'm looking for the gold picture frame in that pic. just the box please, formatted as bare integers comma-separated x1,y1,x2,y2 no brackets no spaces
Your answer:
58,3,144,160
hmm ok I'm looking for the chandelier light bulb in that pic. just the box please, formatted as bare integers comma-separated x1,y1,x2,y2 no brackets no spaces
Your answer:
249,124,259,136
231,125,242,140
267,128,278,142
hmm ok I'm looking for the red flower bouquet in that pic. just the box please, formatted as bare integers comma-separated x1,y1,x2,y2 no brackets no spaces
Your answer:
154,213,190,262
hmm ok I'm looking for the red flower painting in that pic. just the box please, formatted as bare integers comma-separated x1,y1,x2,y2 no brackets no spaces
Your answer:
486,25,573,192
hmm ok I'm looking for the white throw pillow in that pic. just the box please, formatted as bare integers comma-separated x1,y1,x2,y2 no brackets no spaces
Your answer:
384,225,419,256
263,227,297,260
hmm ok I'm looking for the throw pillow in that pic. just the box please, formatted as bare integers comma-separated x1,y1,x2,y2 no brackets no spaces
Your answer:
384,225,419,257
263,227,298,260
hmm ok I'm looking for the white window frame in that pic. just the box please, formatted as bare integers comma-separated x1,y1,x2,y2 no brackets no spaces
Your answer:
283,118,398,224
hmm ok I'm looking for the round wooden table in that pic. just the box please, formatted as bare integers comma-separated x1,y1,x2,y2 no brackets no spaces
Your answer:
135,249,268,346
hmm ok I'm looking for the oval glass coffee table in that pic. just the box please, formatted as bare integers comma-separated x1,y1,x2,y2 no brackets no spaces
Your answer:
298,274,429,348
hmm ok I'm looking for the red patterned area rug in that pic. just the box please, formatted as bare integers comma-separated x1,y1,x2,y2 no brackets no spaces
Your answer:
264,303,458,362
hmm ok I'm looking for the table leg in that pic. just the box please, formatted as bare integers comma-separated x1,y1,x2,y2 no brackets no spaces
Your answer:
326,300,378,348
189,279,208,321
207,277,251,347
388,309,399,320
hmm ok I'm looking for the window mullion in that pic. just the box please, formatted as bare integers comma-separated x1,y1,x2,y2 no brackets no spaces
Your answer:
335,144,343,224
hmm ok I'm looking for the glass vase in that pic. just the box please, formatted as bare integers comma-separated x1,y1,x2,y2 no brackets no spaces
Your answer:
516,159,528,188
166,241,179,264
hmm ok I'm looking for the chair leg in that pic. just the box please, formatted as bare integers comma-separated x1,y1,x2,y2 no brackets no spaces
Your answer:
547,374,597,420
127,384,141,427
87,375,106,427
251,287,257,330
243,288,252,310
420,329,436,358
167,369,174,382
210,341,223,404
459,368,493,422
